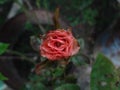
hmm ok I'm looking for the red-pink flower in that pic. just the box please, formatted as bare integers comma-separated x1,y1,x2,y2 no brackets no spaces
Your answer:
40,29,80,61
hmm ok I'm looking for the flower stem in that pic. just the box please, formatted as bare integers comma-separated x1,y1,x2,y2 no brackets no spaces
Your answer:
6,50,35,65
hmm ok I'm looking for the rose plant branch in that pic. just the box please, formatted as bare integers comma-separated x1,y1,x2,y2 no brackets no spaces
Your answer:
53,8,61,29
18,28,81,90
6,50,36,64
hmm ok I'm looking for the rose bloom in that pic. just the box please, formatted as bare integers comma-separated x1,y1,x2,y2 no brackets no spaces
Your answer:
40,29,80,61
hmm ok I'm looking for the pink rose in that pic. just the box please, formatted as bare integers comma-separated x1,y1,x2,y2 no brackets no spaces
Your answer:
40,29,80,61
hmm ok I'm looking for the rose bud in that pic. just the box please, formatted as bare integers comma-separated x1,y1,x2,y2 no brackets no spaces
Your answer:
40,29,80,61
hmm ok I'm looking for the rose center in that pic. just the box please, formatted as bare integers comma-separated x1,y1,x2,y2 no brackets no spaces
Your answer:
55,42,62,47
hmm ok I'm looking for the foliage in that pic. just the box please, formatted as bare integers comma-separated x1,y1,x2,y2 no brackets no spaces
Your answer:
0,42,9,55
54,83,80,90
82,8,98,25
36,0,97,26
0,42,9,81
0,73,8,80
70,54,88,66
0,0,119,90
0,0,9,4
25,82,48,90
77,38,85,50
90,53,120,90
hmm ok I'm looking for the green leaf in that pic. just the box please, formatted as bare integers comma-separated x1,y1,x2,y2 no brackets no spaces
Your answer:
70,56,84,66
70,53,90,66
31,83,48,90
36,0,41,8
0,73,8,80
24,21,33,30
77,38,85,50
0,0,8,4
82,8,98,25
90,53,120,90
53,67,64,77
54,83,80,90
24,82,48,90
0,42,9,55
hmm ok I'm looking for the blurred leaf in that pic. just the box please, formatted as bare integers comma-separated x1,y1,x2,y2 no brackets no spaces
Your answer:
71,17,81,26
90,53,120,90
0,0,8,4
30,36,41,51
116,67,120,87
53,67,64,77
77,38,85,50
0,42,9,55
54,83,80,90
43,0,49,9
24,21,33,30
36,0,41,8
24,21,41,35
0,73,8,80
79,0,93,10
54,79,65,87
31,83,47,90
82,8,98,25
70,53,90,66
30,75,47,84
70,56,84,66
25,82,48,90
25,74,49,90
0,16,5,25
